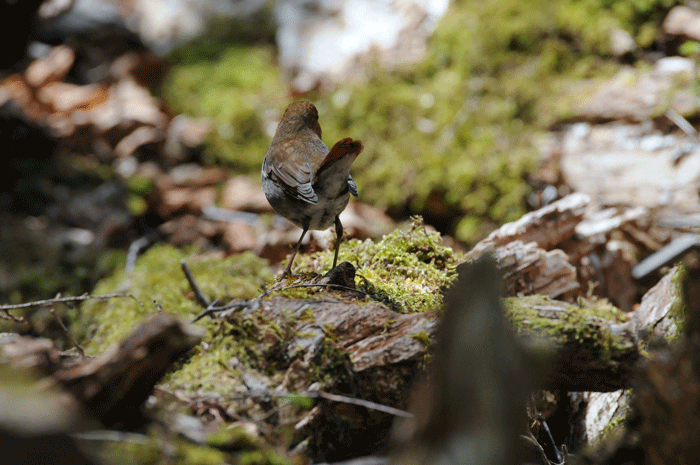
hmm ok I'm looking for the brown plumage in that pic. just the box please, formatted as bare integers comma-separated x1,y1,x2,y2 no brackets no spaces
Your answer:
262,101,363,276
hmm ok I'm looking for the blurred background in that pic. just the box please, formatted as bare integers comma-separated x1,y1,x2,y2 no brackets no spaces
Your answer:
0,0,691,303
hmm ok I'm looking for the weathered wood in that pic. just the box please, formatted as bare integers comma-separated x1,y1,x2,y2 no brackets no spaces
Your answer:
504,295,639,392
630,265,684,342
467,193,590,258
52,314,203,427
229,294,641,397
492,240,580,299
465,193,651,311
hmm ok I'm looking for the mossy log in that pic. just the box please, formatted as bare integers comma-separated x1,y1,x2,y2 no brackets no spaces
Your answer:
504,295,639,392
218,294,644,395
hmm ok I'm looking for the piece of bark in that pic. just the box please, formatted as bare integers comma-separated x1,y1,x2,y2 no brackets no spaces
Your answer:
629,265,684,343
571,61,698,122
583,390,631,448
493,240,580,299
467,192,590,259
244,296,435,377
663,5,700,41
596,266,700,465
52,313,203,427
560,122,700,214
235,292,640,399
0,334,64,374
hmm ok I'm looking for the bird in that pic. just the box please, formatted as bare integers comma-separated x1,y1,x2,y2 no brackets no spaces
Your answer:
262,101,363,277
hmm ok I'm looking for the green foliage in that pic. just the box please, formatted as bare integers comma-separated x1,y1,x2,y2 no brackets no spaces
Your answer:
679,40,700,57
163,44,281,171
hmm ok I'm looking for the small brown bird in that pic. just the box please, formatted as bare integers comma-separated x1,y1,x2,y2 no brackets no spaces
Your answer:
262,101,363,277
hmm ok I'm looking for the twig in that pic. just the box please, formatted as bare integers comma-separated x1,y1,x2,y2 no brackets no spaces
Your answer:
192,299,257,323
259,283,372,299
181,260,211,308
0,309,26,323
666,109,697,137
0,293,141,311
48,293,85,357
220,389,413,418
126,237,150,273
539,415,562,463
301,390,413,418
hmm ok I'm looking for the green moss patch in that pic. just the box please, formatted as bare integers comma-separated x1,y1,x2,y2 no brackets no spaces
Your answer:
74,245,272,353
294,217,462,312
504,294,631,358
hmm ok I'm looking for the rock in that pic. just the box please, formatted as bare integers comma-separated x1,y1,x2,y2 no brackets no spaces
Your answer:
610,28,636,57
274,0,448,92
663,5,700,41
573,59,697,122
560,122,700,213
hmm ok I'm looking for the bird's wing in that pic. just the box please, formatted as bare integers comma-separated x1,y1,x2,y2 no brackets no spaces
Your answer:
348,175,358,197
263,138,328,205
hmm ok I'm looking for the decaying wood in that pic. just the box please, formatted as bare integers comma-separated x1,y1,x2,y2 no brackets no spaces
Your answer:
506,296,639,392
230,292,643,400
51,314,203,427
241,295,436,382
492,240,580,299
594,266,700,465
464,192,656,312
0,334,66,374
630,265,684,342
467,193,591,258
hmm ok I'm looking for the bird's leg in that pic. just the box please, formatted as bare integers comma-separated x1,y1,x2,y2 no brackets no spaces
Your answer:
333,215,343,269
283,226,309,277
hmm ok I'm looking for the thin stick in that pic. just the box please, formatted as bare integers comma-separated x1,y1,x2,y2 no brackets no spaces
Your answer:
181,260,210,308
303,390,413,418
212,389,413,418
48,293,85,356
259,283,372,299
192,300,257,323
0,292,140,311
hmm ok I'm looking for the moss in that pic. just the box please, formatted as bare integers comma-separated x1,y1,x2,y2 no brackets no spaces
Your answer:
74,244,273,353
206,425,260,450
503,294,632,358
102,436,163,464
174,442,229,464
293,217,462,312
236,449,294,465
679,40,700,57
101,427,294,465
410,331,432,347
162,42,281,171
600,404,629,440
